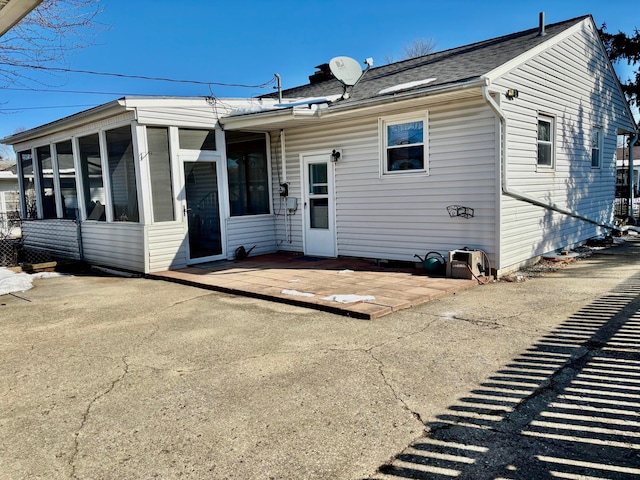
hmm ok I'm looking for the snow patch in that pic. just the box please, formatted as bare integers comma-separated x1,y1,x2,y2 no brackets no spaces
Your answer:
338,269,354,274
0,268,34,296
322,294,375,304
0,268,67,297
378,78,437,95
281,289,315,298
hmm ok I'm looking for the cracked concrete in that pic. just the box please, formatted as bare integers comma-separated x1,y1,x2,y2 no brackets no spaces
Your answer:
1,239,640,479
70,356,130,479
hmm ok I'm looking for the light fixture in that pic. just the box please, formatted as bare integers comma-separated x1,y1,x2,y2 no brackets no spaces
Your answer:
331,149,341,162
505,89,519,100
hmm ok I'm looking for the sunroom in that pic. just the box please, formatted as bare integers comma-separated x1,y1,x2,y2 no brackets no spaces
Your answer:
1,96,279,273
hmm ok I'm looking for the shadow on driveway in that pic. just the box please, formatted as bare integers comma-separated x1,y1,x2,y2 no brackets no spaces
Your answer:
370,269,640,479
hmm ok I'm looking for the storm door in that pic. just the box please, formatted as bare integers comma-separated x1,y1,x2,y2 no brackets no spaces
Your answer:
302,153,336,257
183,161,224,262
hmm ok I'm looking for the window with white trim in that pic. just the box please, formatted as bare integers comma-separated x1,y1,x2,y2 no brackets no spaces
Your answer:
537,114,555,167
380,113,427,175
591,127,602,168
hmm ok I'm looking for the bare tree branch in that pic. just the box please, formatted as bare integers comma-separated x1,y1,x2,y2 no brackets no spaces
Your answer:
386,38,437,64
0,0,104,87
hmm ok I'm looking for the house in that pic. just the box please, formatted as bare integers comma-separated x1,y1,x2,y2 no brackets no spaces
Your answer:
616,145,640,193
1,14,637,276
0,160,20,235
615,144,640,219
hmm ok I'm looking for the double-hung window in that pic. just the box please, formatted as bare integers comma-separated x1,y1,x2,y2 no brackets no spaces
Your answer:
381,113,427,175
537,114,555,168
591,127,602,168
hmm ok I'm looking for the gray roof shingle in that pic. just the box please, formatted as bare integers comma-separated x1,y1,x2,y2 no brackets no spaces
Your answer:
268,15,590,104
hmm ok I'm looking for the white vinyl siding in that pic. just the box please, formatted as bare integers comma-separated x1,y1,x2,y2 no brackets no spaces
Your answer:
272,97,498,263
493,20,626,270
21,220,81,260
147,222,187,272
81,222,145,271
226,215,277,258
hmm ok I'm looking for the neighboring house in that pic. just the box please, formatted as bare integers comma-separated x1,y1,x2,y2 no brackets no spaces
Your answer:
0,160,20,235
616,145,640,193
1,14,637,276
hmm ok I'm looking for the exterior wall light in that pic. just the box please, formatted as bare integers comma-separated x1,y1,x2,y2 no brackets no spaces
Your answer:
505,89,519,100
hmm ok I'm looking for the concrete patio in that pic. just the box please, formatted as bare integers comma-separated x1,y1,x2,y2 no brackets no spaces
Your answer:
149,253,481,319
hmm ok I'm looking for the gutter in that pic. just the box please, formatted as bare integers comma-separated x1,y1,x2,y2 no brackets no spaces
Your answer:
481,79,619,232
0,99,125,145
221,78,486,129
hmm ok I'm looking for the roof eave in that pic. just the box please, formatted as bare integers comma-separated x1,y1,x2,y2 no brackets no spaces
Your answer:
0,0,42,36
221,78,487,130
0,99,127,145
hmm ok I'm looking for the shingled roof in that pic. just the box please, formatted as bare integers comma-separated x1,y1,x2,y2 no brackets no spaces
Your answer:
268,15,590,105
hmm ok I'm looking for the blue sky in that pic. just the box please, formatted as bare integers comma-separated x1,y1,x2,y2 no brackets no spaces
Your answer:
1,0,639,146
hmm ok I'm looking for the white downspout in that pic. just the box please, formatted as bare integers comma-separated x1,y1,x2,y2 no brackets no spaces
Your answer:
280,129,290,243
481,79,619,232
629,130,639,223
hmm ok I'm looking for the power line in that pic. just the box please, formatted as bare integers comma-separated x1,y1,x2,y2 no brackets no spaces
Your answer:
0,104,97,111
2,87,143,96
0,61,277,88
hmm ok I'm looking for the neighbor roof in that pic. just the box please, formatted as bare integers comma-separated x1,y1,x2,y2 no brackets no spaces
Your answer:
266,15,591,105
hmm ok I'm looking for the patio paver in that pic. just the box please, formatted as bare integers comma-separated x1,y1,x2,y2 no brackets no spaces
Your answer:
148,252,482,319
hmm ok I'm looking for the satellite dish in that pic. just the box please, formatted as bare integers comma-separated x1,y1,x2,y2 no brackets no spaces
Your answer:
329,56,363,86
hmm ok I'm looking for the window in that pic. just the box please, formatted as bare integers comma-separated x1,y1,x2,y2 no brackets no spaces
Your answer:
36,145,57,219
226,131,269,216
106,126,139,222
79,133,106,221
381,114,427,174
55,140,78,219
537,114,555,167
18,151,37,219
179,128,216,151
147,127,175,222
591,127,602,168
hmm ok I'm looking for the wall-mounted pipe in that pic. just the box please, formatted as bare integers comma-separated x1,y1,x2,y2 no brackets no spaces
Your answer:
481,80,618,233
629,130,639,222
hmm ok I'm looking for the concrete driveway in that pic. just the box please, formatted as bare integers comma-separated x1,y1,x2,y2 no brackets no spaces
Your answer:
1,239,639,479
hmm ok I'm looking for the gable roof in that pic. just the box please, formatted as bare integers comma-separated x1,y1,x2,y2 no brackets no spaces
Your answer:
266,15,591,105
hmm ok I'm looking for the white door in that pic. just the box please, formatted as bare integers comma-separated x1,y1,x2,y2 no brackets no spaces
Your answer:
302,154,336,257
182,160,226,263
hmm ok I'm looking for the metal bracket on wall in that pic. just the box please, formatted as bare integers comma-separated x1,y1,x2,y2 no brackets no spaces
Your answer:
447,205,475,219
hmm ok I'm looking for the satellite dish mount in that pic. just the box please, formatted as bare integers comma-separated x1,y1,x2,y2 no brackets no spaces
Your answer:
329,56,372,100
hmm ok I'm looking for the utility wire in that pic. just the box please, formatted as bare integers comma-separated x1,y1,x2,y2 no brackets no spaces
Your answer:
0,61,277,88
0,104,97,111
2,87,144,96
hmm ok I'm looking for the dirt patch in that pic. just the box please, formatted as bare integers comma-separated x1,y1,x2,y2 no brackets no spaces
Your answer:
500,235,632,282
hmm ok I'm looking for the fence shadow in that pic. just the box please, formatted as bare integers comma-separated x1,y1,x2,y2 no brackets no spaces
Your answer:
370,272,640,479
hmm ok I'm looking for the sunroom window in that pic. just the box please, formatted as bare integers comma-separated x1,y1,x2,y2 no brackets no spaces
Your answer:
106,126,139,222
36,145,57,219
226,131,269,216
380,113,427,174
147,127,175,222
179,128,216,151
79,133,106,221
18,151,37,219
55,140,78,220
